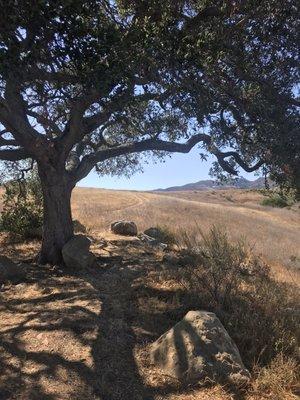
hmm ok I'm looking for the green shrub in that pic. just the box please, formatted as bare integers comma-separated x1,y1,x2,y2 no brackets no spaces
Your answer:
261,195,290,208
0,171,43,238
260,189,296,208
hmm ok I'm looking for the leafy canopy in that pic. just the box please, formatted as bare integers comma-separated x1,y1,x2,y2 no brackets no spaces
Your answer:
0,0,299,190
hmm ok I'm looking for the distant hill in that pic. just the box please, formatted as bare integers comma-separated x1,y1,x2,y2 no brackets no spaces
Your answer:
156,177,267,191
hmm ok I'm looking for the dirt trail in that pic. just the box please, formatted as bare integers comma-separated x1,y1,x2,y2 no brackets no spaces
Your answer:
0,240,163,400
109,193,151,213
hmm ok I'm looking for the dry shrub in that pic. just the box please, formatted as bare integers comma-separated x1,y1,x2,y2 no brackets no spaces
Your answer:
174,225,269,309
252,353,300,399
163,225,299,370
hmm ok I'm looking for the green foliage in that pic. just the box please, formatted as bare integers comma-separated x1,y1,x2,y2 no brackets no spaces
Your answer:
260,190,296,208
261,195,289,208
0,171,43,238
0,0,299,192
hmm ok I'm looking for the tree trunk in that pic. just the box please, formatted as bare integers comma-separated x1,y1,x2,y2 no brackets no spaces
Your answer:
38,167,75,265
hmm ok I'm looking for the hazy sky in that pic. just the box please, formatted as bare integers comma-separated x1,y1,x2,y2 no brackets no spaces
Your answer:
80,148,258,190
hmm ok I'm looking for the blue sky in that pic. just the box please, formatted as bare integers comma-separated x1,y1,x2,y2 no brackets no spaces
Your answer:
80,148,258,190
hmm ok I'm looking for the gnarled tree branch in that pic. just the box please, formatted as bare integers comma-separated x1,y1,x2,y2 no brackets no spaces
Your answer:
0,148,31,161
73,133,264,182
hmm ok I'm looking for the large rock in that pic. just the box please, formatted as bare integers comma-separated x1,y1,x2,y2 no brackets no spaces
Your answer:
137,233,168,250
0,256,26,284
144,226,175,245
111,220,138,236
62,235,96,269
150,310,250,386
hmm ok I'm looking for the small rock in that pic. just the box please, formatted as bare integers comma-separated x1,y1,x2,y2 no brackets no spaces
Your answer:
62,235,96,269
111,220,138,236
0,256,26,284
138,233,168,250
150,310,250,386
144,227,163,240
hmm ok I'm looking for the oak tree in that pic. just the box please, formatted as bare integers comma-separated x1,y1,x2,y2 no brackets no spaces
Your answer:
0,0,299,263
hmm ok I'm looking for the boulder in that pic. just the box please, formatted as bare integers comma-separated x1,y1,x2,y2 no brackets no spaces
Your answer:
138,234,168,250
150,310,250,386
62,235,96,269
144,227,163,240
111,221,138,236
0,256,26,284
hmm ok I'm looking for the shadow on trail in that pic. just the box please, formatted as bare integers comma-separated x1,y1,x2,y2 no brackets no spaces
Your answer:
86,262,153,400
0,253,155,400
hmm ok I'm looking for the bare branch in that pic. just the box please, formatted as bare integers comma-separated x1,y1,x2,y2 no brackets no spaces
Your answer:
214,150,264,174
74,134,210,181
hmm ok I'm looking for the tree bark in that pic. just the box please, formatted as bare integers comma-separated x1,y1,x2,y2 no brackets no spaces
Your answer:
38,167,75,265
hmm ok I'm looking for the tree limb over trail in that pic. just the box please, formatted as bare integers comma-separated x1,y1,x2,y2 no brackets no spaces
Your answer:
74,134,264,181
0,0,298,263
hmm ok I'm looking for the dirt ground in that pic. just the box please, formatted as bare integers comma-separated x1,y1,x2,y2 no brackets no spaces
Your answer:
0,232,299,400
0,188,299,399
0,235,232,400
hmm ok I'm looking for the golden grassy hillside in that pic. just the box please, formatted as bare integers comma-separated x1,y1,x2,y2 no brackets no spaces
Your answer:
72,187,300,282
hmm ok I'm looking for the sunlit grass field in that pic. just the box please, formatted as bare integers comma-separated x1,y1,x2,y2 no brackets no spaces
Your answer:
71,187,300,283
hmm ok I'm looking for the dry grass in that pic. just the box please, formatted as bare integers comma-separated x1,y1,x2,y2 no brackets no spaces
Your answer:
72,187,300,283
0,187,299,400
